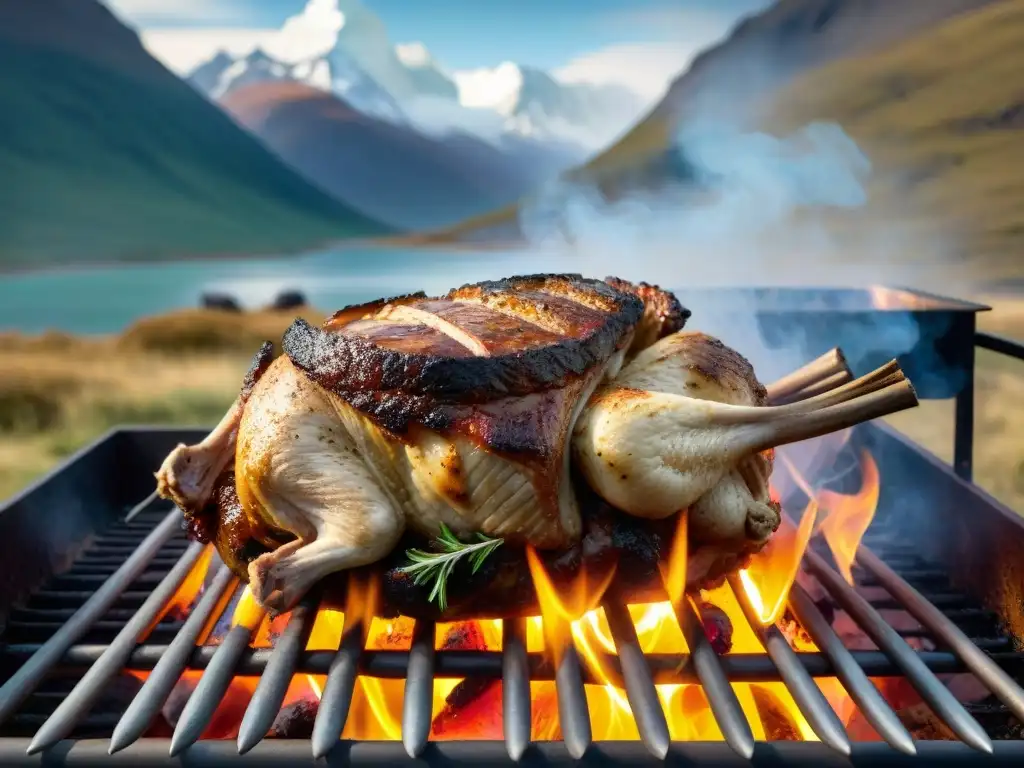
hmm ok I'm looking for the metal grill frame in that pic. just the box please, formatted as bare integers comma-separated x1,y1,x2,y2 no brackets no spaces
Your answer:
0,423,1023,765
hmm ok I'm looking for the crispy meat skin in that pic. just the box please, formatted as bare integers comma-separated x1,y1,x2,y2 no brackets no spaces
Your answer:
604,276,691,353
240,341,276,403
282,274,646,408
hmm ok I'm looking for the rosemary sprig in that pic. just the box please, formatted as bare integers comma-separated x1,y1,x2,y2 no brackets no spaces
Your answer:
398,523,503,611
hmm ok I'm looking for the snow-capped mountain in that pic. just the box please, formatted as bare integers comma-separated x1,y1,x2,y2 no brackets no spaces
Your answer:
189,45,406,124
186,0,643,151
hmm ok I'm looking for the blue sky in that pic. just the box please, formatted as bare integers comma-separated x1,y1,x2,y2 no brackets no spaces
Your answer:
108,0,771,71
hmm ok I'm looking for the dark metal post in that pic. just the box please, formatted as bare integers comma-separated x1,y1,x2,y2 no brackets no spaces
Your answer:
953,319,977,481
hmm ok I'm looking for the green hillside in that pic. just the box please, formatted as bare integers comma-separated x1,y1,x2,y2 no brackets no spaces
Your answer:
0,8,390,270
760,0,1024,279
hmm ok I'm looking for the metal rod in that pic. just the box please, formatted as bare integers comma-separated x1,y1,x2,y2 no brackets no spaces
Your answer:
124,491,161,523
237,596,319,754
602,602,669,759
547,616,592,760
0,507,181,726
501,617,532,761
401,619,435,759
25,541,207,754
727,576,851,755
310,617,366,760
787,582,916,755
108,566,237,754
857,547,1024,724
805,549,993,753
167,612,266,756
9,643,1014,682
672,598,755,759
8,739,1024,767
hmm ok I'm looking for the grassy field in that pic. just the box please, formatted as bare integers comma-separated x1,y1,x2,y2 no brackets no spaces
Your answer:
2,300,1024,517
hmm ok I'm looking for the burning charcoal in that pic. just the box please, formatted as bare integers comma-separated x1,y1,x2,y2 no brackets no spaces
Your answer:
778,607,814,650
440,621,488,650
430,679,504,740
697,601,733,654
750,686,801,741
898,702,959,741
161,674,255,740
270,698,318,738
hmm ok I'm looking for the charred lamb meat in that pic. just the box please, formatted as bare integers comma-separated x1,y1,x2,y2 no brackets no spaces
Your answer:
156,274,916,617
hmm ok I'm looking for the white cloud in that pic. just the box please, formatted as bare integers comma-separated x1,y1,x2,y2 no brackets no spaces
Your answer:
139,0,348,75
395,42,433,68
270,0,344,62
103,0,253,26
140,28,277,74
553,12,739,103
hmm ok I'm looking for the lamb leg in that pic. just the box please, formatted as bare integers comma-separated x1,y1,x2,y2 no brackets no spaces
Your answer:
574,359,916,520
155,397,243,514
236,357,405,614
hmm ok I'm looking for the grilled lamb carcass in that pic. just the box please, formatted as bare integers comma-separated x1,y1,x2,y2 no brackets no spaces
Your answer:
157,275,916,617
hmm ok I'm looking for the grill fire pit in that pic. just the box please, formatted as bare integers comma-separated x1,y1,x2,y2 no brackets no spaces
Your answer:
0,287,1022,766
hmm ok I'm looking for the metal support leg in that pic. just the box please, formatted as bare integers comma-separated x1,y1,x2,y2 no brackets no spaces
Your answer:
953,338,976,482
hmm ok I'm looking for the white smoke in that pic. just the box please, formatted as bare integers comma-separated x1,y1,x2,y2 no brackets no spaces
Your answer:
514,114,965,498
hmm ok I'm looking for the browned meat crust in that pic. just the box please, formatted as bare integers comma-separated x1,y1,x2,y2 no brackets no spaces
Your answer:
239,341,276,403
604,276,691,352
282,274,645,409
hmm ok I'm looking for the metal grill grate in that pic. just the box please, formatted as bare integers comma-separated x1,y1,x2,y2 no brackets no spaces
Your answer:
0,491,1023,766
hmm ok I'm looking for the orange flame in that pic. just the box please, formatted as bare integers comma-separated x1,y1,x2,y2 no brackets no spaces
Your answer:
739,501,817,626
816,449,880,584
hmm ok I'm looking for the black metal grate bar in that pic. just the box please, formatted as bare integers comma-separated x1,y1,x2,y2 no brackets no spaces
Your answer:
237,595,319,755
671,596,755,758
24,540,207,754
727,575,851,755
5,738,1024,767
310,616,365,760
401,618,436,758
856,547,1024,723
0,505,183,726
548,615,592,759
787,582,916,755
601,601,670,758
500,618,532,761
804,549,994,752
168,613,266,756
13,643,1019,681
108,565,237,754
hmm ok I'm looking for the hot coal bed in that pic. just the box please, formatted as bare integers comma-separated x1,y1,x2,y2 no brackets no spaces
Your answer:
0,286,1023,767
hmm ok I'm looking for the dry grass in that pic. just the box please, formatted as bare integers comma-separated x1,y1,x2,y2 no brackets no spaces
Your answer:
0,307,317,502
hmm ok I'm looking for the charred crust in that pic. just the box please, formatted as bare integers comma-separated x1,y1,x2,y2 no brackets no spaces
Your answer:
240,341,275,403
284,274,644,404
605,276,691,339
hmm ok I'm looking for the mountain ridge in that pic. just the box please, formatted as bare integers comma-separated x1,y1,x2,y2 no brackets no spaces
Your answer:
424,0,1002,243
0,0,389,269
